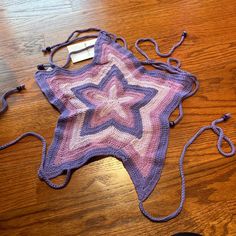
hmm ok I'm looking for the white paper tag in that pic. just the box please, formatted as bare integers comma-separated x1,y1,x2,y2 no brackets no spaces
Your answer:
46,67,53,71
67,38,97,63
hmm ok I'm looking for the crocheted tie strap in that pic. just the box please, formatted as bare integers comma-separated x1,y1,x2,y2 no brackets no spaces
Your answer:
0,84,25,115
135,31,187,60
169,75,199,128
135,32,199,128
0,86,71,189
38,28,127,70
0,131,71,189
139,113,235,222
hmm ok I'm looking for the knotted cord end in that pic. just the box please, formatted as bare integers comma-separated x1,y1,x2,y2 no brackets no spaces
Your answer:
37,64,45,70
16,84,25,92
222,113,231,121
42,46,51,53
182,31,187,38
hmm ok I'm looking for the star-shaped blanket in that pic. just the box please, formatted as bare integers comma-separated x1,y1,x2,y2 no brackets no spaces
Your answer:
35,31,193,201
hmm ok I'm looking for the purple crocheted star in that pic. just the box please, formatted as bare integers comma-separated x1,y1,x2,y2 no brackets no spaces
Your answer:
35,30,194,202
72,65,157,138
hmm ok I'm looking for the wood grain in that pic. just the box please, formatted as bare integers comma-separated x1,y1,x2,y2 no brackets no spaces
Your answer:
0,0,236,235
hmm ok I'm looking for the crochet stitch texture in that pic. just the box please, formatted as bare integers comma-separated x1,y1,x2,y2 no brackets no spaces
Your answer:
35,30,194,201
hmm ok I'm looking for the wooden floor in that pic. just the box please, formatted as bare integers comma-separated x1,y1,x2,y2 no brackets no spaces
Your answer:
0,0,236,235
